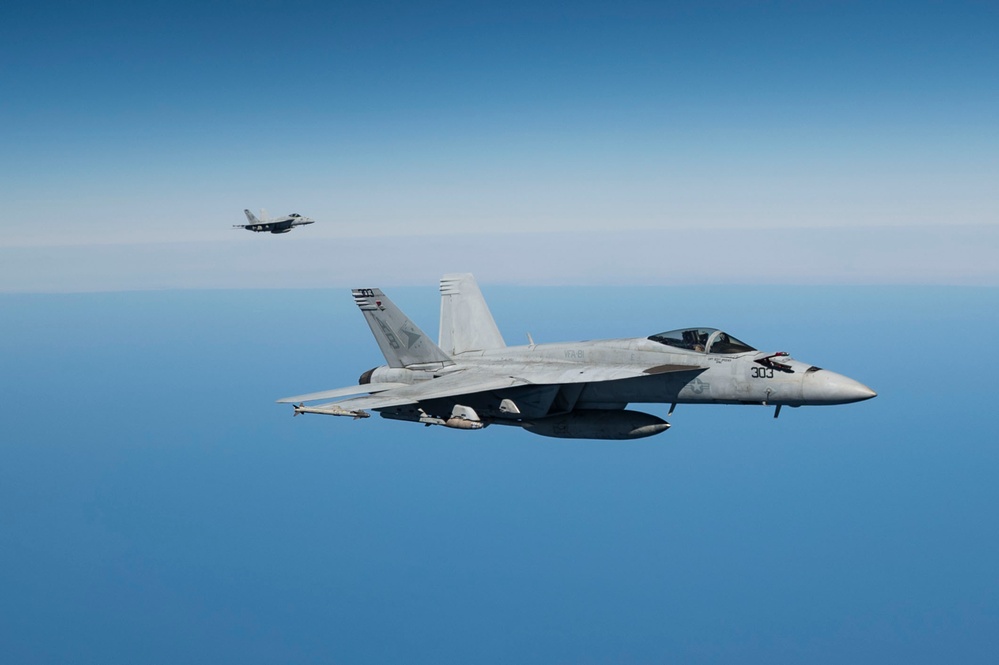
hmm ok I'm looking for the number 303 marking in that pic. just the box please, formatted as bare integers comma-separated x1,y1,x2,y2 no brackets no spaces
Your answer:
751,367,775,379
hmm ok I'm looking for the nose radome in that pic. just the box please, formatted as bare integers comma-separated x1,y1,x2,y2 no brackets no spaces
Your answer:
805,370,877,404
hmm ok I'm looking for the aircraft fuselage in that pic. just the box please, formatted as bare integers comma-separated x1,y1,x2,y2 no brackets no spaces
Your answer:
473,338,871,406
363,337,875,422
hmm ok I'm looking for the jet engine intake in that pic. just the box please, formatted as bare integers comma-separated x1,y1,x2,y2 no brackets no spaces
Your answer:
520,409,669,440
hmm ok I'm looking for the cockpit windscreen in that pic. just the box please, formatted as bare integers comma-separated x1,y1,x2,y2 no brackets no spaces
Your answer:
648,328,756,354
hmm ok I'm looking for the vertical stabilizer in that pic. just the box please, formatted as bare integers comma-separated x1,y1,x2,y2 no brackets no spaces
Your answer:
352,288,454,368
244,209,260,224
439,273,506,356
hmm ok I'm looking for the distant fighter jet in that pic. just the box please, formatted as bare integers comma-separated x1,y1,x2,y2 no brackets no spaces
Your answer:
279,274,876,439
234,209,314,234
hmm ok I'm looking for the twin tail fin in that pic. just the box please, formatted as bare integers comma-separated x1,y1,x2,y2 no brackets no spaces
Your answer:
352,288,453,368
439,273,506,356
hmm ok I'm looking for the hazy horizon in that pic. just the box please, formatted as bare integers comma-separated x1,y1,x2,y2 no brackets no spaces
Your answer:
3,1,996,292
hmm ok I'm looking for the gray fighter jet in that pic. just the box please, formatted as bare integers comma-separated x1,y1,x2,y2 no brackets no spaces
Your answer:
234,209,314,234
279,274,876,439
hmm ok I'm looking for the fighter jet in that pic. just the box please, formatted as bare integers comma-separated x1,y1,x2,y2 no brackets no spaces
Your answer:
278,274,876,439
234,209,314,234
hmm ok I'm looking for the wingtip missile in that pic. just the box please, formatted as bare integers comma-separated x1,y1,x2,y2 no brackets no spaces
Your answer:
292,403,370,419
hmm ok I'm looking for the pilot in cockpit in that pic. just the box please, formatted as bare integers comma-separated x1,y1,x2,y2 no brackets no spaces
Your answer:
683,329,708,352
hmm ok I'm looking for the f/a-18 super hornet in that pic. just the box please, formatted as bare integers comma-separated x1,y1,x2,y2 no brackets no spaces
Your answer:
234,209,315,234
279,274,876,440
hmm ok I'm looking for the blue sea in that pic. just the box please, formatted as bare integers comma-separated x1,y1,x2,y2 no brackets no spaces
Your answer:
2,286,997,663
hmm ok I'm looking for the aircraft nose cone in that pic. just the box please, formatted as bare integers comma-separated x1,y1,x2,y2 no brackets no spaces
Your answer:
804,370,877,404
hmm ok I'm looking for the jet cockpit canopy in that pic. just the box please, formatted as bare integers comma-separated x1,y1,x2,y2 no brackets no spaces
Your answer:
648,327,756,354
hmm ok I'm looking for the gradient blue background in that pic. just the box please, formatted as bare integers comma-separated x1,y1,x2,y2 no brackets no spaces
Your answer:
3,1,999,661
3,286,998,663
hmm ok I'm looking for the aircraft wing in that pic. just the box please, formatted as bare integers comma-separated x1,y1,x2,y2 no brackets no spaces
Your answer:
276,382,408,403
291,363,704,416
307,369,531,413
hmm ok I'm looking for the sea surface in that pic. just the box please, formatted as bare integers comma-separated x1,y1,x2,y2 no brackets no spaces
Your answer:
2,286,997,664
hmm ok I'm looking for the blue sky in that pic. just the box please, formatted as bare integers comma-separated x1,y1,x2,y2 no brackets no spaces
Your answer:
2,1,997,290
